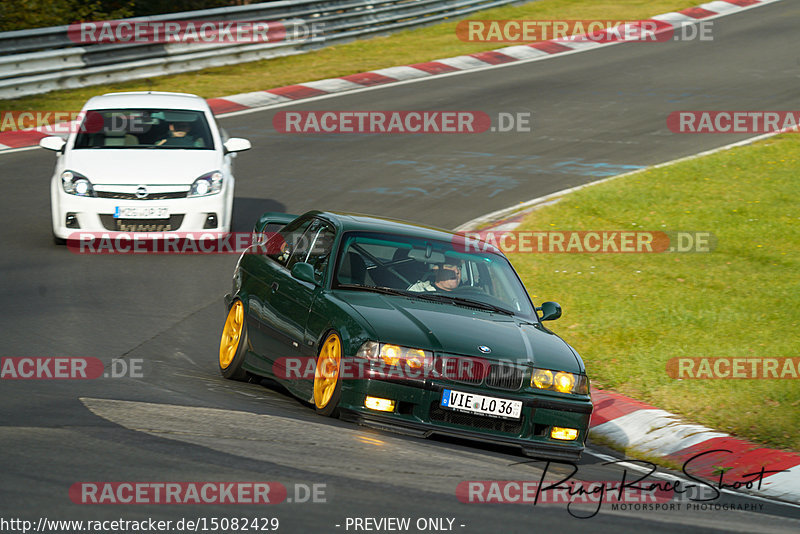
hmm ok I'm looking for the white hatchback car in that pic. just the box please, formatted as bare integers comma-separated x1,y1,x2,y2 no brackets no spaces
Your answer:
40,91,251,243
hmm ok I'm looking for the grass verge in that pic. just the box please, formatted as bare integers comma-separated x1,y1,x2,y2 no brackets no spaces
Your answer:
0,0,699,114
510,134,800,451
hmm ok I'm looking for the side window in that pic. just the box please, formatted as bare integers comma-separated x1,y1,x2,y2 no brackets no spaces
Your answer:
266,218,314,267
287,220,336,283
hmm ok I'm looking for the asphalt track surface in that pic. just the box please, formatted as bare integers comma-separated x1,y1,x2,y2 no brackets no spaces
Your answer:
1,2,799,533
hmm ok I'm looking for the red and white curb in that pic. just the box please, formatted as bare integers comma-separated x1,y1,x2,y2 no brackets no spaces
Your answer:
590,388,800,504
0,0,782,152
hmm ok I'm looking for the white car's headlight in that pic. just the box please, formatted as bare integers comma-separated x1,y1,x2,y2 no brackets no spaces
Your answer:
189,171,223,197
61,170,95,196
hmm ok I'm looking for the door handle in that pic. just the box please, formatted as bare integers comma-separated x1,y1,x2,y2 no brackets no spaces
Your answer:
270,282,279,292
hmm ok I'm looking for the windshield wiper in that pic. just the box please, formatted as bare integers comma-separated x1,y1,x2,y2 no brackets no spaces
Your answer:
336,285,515,315
412,293,515,315
335,284,413,297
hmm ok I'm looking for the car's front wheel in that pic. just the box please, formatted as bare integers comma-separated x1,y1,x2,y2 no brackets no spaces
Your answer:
219,299,248,381
313,331,343,417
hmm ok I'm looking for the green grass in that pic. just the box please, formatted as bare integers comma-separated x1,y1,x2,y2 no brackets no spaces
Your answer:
0,0,699,116
510,135,800,451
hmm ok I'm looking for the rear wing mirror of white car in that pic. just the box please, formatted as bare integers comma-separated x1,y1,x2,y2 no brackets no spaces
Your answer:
223,138,251,154
39,136,66,152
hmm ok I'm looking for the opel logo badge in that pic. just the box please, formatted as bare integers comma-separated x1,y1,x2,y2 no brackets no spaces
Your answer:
478,345,491,354
135,186,148,199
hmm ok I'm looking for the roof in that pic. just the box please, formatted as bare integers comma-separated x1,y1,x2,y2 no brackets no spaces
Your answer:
82,91,210,112
312,210,465,243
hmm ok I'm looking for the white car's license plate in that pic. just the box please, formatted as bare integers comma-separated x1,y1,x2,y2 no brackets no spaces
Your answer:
114,206,169,219
440,389,522,419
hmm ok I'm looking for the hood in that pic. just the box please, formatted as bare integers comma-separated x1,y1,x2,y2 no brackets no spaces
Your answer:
336,291,584,373
64,149,221,185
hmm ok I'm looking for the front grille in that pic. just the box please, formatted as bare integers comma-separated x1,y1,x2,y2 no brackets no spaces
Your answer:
429,401,523,434
435,354,526,391
485,363,525,390
97,191,188,200
435,355,484,385
100,214,184,232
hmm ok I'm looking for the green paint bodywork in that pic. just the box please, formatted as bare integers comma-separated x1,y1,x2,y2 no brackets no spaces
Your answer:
225,211,592,461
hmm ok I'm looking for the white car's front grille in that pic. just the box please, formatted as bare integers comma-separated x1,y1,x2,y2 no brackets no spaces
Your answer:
99,214,184,232
96,191,188,200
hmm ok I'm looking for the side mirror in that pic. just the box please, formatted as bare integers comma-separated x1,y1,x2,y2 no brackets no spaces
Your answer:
39,136,66,152
537,301,562,321
223,137,251,154
291,262,317,285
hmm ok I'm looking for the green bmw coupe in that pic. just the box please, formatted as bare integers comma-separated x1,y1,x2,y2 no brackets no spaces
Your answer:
219,211,592,461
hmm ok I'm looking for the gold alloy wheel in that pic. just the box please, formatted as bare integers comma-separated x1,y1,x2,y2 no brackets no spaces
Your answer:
314,333,342,409
219,300,244,369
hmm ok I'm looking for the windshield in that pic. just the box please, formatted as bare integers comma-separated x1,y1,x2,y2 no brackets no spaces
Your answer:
333,231,535,318
73,109,214,150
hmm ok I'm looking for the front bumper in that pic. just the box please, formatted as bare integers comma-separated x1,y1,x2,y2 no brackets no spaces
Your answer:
52,191,229,239
338,378,592,462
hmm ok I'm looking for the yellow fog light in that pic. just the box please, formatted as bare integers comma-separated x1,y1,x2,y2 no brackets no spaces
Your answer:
365,396,395,412
380,344,401,366
551,427,579,441
554,372,576,393
532,368,553,389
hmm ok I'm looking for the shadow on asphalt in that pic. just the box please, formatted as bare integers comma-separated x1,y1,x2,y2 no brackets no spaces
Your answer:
231,197,287,232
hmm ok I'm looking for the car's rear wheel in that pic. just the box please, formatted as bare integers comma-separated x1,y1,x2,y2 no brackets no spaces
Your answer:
219,299,248,380
314,332,343,417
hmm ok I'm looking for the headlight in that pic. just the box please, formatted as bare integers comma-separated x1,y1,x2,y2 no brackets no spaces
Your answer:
355,341,432,373
532,368,553,389
61,170,95,196
189,171,223,197
531,367,588,395
381,344,401,366
355,341,379,360
554,372,575,393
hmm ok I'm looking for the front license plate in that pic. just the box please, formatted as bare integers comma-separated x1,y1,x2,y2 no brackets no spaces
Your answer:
441,389,522,419
114,206,170,219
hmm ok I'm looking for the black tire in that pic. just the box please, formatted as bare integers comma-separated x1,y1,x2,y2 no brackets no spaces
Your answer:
219,299,249,381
